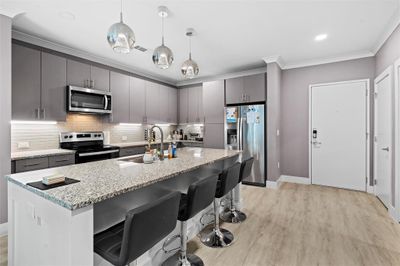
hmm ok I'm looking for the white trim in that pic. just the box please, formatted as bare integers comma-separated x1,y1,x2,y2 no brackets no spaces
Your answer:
0,222,7,236
367,185,375,194
12,30,176,86
263,55,285,69
176,66,267,87
371,6,400,54
309,79,371,191
266,180,279,189
279,175,311,185
374,66,394,208
394,57,400,221
389,204,399,222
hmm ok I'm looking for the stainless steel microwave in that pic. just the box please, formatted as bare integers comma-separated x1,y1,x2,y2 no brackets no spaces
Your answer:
67,86,112,114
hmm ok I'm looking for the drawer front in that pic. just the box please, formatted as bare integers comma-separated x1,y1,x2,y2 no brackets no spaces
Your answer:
119,146,146,157
15,157,49,173
48,154,75,168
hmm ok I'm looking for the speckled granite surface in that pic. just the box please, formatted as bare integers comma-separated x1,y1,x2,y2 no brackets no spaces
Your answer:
6,148,239,211
114,140,203,148
11,149,76,161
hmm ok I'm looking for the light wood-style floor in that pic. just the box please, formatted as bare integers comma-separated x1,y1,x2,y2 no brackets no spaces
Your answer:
1,183,400,266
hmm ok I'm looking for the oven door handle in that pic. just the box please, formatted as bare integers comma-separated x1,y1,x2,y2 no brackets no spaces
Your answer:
78,149,119,157
104,95,108,110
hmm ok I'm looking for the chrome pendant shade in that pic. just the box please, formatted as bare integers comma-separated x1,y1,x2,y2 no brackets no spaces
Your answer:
153,6,174,69
107,0,135,54
181,29,199,79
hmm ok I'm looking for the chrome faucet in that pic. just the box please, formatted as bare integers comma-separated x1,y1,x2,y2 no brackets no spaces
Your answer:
150,125,164,161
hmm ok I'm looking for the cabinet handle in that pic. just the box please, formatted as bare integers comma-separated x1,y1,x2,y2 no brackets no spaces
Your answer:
35,108,40,119
41,108,46,120
90,80,94,88
55,159,70,163
25,163,41,167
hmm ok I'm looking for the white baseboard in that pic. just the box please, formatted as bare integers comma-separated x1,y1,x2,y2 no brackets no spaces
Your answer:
367,185,374,194
0,222,7,236
266,180,279,189
279,175,311,185
389,204,398,222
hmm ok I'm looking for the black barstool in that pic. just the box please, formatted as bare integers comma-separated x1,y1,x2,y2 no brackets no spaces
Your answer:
220,157,254,223
93,189,181,266
161,173,218,266
198,162,241,248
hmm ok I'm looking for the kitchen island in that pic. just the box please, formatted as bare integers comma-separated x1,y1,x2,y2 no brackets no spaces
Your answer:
6,147,240,266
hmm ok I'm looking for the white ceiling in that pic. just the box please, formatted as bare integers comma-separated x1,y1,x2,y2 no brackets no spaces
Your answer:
1,0,399,85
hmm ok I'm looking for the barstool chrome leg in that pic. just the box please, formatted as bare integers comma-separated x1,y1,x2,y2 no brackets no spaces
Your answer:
198,199,234,248
162,221,204,266
220,189,247,223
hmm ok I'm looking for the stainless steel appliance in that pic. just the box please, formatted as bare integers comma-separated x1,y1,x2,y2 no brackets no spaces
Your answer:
225,105,265,186
67,86,112,114
60,132,119,164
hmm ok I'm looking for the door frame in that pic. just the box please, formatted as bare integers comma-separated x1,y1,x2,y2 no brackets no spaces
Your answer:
374,66,393,210
394,59,400,221
308,79,371,191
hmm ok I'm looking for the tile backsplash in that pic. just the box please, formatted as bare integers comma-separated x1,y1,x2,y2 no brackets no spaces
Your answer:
11,114,176,152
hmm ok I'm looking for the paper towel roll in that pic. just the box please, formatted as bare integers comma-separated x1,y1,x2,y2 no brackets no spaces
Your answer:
103,131,110,145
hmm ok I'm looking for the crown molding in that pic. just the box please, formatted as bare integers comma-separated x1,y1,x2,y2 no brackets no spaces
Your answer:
12,30,176,86
176,66,267,87
371,5,400,54
263,55,285,69
0,7,24,18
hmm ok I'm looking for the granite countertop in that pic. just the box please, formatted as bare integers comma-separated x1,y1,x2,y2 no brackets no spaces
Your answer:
114,139,203,148
11,149,76,161
6,148,240,211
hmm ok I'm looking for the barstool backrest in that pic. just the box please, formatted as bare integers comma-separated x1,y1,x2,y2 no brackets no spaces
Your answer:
120,191,180,265
239,157,254,182
216,162,241,198
181,174,219,221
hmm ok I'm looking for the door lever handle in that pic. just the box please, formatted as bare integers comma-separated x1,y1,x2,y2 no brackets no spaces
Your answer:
312,141,322,145
381,147,390,152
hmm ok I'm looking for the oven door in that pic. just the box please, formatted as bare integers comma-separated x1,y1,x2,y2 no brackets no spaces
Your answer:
68,86,112,114
76,149,119,164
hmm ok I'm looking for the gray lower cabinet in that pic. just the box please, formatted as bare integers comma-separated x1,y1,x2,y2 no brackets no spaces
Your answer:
203,80,225,124
145,81,160,124
41,52,67,121
15,157,49,173
119,146,146,157
12,43,41,120
178,88,189,124
67,59,91,88
225,73,266,105
90,65,110,91
110,71,130,123
203,123,225,149
129,77,146,123
48,154,75,168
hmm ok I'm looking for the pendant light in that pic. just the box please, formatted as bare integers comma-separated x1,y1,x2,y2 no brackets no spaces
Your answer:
107,0,135,54
152,6,174,69
181,28,199,79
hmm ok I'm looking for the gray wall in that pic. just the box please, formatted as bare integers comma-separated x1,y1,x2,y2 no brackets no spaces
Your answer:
280,57,376,178
267,62,281,181
375,24,400,206
376,24,400,75
0,15,12,224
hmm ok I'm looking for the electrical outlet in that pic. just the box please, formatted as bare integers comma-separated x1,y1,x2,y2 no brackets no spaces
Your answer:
17,142,30,149
122,136,128,141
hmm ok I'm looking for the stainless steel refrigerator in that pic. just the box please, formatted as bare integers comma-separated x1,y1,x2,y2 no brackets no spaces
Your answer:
225,104,266,186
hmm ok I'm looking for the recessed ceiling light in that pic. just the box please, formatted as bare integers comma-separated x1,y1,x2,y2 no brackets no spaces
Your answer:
315,34,328,42
59,11,75,21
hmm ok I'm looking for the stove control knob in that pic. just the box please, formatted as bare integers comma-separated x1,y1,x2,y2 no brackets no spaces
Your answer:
64,136,68,139
69,136,73,138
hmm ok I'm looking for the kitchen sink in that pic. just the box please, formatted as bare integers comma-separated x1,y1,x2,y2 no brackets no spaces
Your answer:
118,155,145,164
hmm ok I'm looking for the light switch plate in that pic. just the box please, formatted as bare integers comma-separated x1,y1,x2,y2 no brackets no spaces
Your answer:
122,136,128,141
17,142,30,149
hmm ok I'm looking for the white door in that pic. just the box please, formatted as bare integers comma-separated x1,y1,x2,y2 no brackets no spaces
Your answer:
374,67,393,208
310,80,369,191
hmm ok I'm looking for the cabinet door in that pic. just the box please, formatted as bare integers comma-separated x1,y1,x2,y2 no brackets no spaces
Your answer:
244,73,265,102
203,80,224,124
129,77,146,123
41,52,67,121
110,71,130,123
67,59,91,88
188,86,200,123
179,88,189,124
203,123,225,149
145,81,160,124
158,85,170,123
198,85,204,123
168,87,178,124
12,44,41,120
90,66,110,91
225,77,244,105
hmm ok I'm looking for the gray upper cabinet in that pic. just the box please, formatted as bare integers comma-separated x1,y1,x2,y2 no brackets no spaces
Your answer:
168,87,178,124
203,123,224,149
159,85,170,123
41,52,67,121
145,81,160,124
188,85,203,123
67,59,91,88
203,80,225,124
225,73,266,105
90,66,110,91
12,44,41,120
179,88,189,124
129,77,146,123
110,71,130,123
